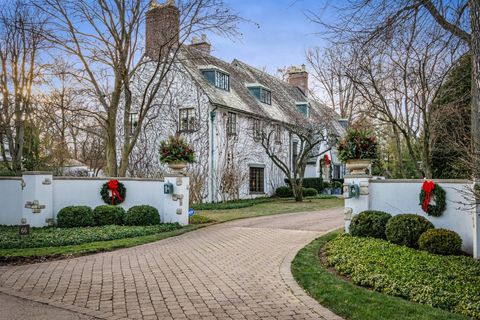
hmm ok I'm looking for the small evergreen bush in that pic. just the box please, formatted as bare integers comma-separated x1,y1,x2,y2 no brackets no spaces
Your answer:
93,205,125,226
385,214,434,248
350,210,391,239
419,228,462,255
124,205,160,226
275,186,294,198
302,187,318,197
57,206,94,228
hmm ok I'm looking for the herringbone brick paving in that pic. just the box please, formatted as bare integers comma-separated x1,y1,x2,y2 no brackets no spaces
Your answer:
0,209,343,320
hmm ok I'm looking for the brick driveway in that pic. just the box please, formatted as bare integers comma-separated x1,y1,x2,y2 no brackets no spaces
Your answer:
0,208,343,320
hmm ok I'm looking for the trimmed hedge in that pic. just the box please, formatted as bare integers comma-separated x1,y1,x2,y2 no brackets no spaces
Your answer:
302,177,323,193
326,234,480,318
419,228,462,255
350,210,391,239
385,214,434,248
192,198,271,210
93,205,125,226
57,206,94,228
124,205,160,226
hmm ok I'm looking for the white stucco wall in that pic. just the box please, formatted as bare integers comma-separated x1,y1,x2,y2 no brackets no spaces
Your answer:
345,177,476,254
0,178,22,225
53,177,166,215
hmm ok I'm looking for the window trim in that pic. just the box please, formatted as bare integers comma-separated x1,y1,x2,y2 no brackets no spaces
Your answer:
226,112,237,136
215,70,230,91
296,102,310,117
247,84,272,105
252,118,262,140
249,166,265,194
178,108,197,133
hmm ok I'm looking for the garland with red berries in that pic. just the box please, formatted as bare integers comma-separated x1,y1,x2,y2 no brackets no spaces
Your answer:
419,180,446,217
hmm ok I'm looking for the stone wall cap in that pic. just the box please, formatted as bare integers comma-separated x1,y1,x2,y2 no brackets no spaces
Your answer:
370,178,471,184
344,174,372,178
53,176,165,182
22,171,53,175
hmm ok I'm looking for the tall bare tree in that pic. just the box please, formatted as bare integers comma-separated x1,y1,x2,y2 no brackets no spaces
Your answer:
37,0,240,176
0,1,45,173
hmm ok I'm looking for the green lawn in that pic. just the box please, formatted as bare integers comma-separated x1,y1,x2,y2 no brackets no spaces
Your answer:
197,197,343,222
0,197,343,261
291,230,469,320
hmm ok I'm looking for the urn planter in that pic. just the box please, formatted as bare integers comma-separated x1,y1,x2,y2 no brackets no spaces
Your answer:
167,162,187,173
346,159,371,175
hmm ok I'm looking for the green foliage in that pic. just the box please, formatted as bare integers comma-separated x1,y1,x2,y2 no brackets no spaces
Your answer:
93,205,125,226
331,181,343,189
124,205,160,226
326,235,480,318
57,206,94,228
302,177,323,193
431,54,471,179
337,128,378,162
350,210,391,239
292,231,467,320
385,214,434,248
159,135,195,164
192,197,272,210
276,186,294,198
0,224,182,249
189,215,215,224
302,187,318,197
418,228,462,256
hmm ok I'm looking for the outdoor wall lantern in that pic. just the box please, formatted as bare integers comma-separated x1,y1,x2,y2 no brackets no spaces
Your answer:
164,182,174,194
348,183,360,199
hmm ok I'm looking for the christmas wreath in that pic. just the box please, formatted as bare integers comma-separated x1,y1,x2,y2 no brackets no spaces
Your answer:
100,179,126,205
419,180,446,217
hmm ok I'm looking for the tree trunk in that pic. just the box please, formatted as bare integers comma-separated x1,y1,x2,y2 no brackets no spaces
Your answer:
471,0,480,182
105,114,117,176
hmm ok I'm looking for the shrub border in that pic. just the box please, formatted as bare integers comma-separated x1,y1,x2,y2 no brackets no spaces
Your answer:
291,230,468,320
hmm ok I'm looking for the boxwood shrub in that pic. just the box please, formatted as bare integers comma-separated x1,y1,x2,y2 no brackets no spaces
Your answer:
385,214,434,248
419,228,462,255
275,186,293,198
350,210,391,239
124,205,160,226
302,187,318,197
57,206,94,228
93,205,125,226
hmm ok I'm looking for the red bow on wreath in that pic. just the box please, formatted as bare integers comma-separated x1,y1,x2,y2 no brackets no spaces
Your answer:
324,154,331,166
422,180,435,213
108,179,123,205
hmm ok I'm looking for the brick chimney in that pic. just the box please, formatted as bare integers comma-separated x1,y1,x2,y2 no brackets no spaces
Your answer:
145,0,180,60
189,34,211,55
287,64,309,95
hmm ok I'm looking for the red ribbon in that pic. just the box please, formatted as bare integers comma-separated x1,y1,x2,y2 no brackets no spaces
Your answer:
324,154,331,166
422,180,435,213
108,179,123,205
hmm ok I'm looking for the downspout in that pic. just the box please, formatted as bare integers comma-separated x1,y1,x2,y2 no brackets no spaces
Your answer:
210,106,218,203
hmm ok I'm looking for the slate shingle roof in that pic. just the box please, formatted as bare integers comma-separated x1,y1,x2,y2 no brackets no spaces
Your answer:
180,46,345,135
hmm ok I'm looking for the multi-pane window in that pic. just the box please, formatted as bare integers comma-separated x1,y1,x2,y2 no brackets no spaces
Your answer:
226,112,237,136
274,125,282,144
201,69,230,91
249,167,265,193
252,118,262,140
248,86,272,105
179,108,196,132
215,71,230,91
259,88,271,104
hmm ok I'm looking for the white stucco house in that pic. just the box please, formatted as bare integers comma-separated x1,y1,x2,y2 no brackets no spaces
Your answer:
126,1,346,203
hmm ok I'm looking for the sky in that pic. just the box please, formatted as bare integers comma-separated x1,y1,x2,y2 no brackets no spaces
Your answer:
206,0,337,74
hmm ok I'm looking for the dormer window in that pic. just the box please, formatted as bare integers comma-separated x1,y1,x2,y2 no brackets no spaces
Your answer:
296,102,309,117
200,66,230,91
247,84,271,105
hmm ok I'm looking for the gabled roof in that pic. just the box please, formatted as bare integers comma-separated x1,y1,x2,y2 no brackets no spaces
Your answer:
178,46,345,136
